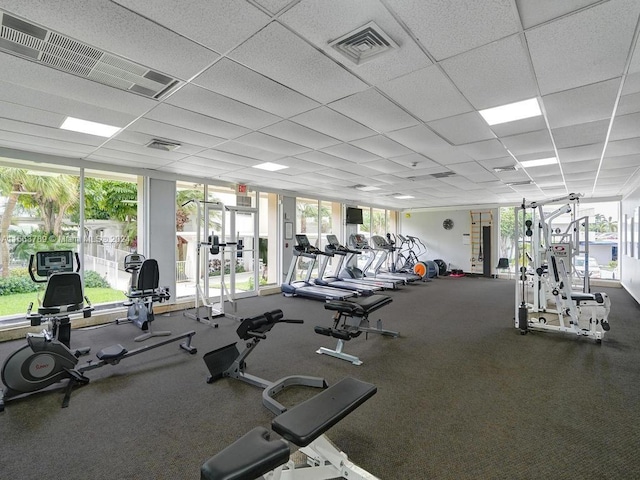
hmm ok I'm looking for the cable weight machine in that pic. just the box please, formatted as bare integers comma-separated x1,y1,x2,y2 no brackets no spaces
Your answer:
182,199,238,327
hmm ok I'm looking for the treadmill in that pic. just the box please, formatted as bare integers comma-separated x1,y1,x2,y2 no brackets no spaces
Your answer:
314,235,383,295
343,234,403,289
368,235,422,283
281,234,357,301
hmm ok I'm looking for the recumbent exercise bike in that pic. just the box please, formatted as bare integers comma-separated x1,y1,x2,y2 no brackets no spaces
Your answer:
0,250,197,411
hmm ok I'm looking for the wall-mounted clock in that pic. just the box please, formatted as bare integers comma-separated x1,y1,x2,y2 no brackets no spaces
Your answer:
443,218,454,230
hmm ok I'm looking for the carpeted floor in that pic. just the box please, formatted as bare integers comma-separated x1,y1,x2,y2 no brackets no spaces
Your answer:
0,276,638,479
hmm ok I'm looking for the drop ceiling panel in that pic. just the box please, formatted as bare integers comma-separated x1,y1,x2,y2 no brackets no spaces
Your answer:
193,59,319,118
126,118,227,148
0,100,66,129
391,153,439,169
561,159,599,173
280,0,432,85
166,84,280,130
525,0,640,94
551,119,610,148
378,65,473,122
617,92,640,116
515,0,602,29
448,161,497,182
328,89,419,133
321,143,381,163
542,78,620,129
143,104,250,140
557,143,603,163
609,112,640,141
427,147,476,165
386,125,451,154
260,120,340,150
2,0,220,79
194,149,261,166
0,118,104,147
361,158,412,174
605,138,640,158
0,133,96,156
441,34,538,110
427,112,495,145
501,129,555,157
490,116,548,138
228,22,368,104
85,147,176,166
289,107,376,142
206,142,281,163
113,0,269,54
178,156,241,171
351,135,413,158
295,151,350,169
384,0,520,61
112,131,204,156
235,131,310,156
603,152,640,168
458,139,509,161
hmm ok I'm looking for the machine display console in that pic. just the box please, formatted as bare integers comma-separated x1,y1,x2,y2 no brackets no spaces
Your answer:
35,250,74,277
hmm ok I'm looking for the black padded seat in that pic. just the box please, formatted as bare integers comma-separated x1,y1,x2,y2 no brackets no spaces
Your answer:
325,294,392,316
96,344,127,361
272,377,376,447
563,292,596,302
200,427,289,480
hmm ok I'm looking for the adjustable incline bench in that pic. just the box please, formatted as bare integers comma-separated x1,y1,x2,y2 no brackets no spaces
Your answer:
201,376,379,480
315,294,396,365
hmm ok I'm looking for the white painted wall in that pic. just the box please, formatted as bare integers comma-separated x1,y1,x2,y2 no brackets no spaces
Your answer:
400,208,500,274
621,187,640,303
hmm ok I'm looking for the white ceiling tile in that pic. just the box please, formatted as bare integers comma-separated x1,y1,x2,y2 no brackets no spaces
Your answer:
560,159,599,173
605,138,640,158
0,100,66,129
211,141,283,162
321,143,381,163
427,112,495,145
0,133,96,156
441,34,538,110
599,165,639,177
295,151,349,169
543,79,620,129
0,118,104,147
378,65,473,122
427,147,476,165
166,84,280,130
328,89,419,133
551,119,610,148
617,92,640,116
280,0,432,84
143,104,250,140
193,59,319,118
2,0,219,79
557,143,603,163
114,131,204,155
610,112,640,142
501,129,555,157
114,0,269,53
289,107,376,142
361,158,412,174
384,0,520,60
458,139,509,161
351,135,413,158
526,0,640,94
391,154,439,169
235,131,310,156
516,0,602,29
127,118,226,148
386,125,451,156
448,162,497,182
260,121,340,150
228,22,368,104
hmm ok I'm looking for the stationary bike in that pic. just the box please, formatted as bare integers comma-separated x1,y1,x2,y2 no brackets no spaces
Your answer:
0,250,197,411
117,253,171,342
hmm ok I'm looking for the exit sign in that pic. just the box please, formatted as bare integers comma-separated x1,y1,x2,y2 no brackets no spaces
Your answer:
237,183,248,195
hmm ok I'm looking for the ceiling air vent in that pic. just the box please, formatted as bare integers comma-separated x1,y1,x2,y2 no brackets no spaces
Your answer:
0,12,180,99
146,139,181,152
329,21,398,65
493,166,517,172
430,171,456,178
506,180,534,186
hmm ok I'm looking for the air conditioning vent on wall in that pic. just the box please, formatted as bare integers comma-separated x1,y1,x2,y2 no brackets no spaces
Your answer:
329,21,398,65
0,12,180,99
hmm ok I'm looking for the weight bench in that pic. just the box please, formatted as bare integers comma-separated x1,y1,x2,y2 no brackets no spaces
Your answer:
315,294,396,365
201,377,379,480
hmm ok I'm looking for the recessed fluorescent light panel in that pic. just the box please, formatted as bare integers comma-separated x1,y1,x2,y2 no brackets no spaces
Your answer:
252,162,288,172
60,117,120,137
519,157,557,168
479,98,541,126
394,195,414,199
355,185,381,191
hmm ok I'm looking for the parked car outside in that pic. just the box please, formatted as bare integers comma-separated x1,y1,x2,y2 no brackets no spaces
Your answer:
574,257,601,278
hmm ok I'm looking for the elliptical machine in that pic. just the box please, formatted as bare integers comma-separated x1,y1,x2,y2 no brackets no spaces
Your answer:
118,253,171,342
0,250,197,411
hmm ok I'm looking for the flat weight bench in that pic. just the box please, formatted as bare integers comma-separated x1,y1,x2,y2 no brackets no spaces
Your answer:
315,294,396,365
201,377,379,480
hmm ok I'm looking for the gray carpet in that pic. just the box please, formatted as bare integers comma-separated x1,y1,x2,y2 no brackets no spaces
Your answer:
0,276,638,479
